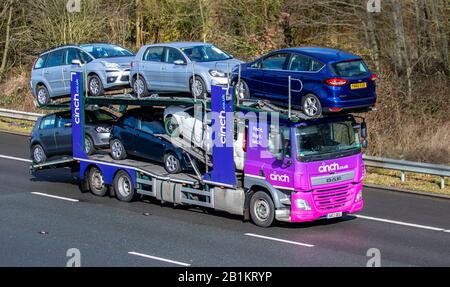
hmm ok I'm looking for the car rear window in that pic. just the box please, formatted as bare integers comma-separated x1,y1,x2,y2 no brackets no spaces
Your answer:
34,54,48,70
332,60,369,77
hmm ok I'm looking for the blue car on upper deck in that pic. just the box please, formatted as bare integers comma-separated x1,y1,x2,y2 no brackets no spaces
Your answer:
232,47,377,117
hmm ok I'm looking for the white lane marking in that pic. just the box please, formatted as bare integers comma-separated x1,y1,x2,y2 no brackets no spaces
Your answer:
31,192,79,203
355,215,450,233
0,154,31,163
128,252,191,267
245,233,315,248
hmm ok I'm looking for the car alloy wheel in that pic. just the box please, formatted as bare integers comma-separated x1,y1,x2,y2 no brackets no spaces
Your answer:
302,94,322,117
134,77,145,97
33,145,45,163
36,87,49,106
111,140,124,159
235,80,249,99
165,154,179,174
191,77,205,98
89,76,102,96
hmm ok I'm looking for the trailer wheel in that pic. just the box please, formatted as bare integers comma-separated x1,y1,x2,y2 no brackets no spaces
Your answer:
88,167,108,197
250,191,275,228
32,144,47,164
114,170,137,202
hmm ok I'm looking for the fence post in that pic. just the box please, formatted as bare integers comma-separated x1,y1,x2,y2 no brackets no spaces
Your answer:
400,171,406,182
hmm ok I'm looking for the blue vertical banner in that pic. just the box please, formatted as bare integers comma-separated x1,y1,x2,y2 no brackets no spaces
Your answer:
207,85,236,187
71,71,86,159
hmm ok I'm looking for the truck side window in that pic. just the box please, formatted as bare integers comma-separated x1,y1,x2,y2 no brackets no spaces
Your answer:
268,125,291,158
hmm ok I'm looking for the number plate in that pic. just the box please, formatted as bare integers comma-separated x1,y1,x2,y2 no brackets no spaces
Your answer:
327,212,343,219
350,82,367,89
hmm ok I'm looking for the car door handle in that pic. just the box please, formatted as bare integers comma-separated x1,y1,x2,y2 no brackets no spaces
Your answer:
44,71,49,75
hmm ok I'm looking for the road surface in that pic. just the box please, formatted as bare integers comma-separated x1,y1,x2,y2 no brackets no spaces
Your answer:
0,131,449,267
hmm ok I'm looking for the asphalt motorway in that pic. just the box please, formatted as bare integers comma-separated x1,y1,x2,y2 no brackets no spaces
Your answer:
0,131,449,267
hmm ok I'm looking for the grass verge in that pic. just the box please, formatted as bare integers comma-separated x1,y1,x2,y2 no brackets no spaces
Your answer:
0,117,33,135
365,167,449,196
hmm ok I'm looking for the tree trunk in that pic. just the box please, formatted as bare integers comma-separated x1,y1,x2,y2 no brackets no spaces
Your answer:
135,0,142,49
0,4,13,82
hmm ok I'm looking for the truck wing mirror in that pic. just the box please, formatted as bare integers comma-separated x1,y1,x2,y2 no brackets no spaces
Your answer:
361,122,368,139
362,139,368,149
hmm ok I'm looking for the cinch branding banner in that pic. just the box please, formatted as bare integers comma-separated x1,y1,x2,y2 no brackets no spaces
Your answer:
207,85,236,187
71,71,86,159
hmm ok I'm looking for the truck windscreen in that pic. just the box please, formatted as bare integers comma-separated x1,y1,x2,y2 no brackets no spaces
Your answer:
295,120,361,162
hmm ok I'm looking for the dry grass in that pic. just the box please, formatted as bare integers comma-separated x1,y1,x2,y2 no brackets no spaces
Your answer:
365,167,450,195
0,117,33,135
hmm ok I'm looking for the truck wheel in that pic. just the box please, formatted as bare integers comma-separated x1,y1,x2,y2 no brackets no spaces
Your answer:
302,94,322,118
88,167,108,197
84,135,95,155
133,75,149,97
113,170,137,202
36,85,50,107
32,144,47,164
164,153,182,174
250,191,275,228
110,139,127,160
88,74,104,97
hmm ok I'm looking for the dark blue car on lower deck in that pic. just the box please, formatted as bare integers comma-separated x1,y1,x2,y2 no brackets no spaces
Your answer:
232,47,377,117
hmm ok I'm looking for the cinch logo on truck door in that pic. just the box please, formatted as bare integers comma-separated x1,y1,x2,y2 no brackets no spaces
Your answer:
269,171,290,183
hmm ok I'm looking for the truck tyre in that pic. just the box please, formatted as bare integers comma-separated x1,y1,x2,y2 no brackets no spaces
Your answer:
133,75,149,98
84,135,95,155
88,167,108,197
164,153,182,174
88,74,104,97
32,144,47,164
301,94,322,118
36,85,50,107
250,191,275,228
113,170,137,202
110,139,127,160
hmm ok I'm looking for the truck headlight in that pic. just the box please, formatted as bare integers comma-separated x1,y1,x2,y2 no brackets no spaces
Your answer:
102,61,120,69
355,191,363,202
209,69,227,78
295,199,311,211
96,126,111,133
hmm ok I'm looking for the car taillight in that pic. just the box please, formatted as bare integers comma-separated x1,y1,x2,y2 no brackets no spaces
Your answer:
370,74,377,81
325,78,348,86
329,108,343,112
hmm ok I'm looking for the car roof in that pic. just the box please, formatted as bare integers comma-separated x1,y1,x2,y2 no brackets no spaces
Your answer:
275,47,361,63
144,42,214,49
38,43,129,56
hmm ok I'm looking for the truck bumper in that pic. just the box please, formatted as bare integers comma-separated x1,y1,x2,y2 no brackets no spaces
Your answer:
276,183,364,223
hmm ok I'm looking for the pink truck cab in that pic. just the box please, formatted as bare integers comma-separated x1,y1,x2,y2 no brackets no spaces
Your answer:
242,113,366,226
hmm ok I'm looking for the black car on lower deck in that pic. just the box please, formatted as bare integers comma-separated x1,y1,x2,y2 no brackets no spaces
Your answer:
109,107,191,174
30,109,117,163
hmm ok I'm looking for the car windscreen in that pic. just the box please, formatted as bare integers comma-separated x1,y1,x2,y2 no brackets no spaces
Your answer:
295,120,360,162
180,45,232,62
331,60,369,77
80,44,134,59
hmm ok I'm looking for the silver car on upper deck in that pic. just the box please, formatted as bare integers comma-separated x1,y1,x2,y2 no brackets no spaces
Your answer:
130,42,243,98
30,43,134,106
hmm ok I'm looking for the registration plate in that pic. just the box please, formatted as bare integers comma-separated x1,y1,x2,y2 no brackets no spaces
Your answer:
350,82,367,89
327,212,343,219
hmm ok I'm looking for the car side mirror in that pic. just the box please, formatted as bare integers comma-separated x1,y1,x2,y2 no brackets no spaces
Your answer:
174,59,186,65
72,59,82,67
64,122,72,128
